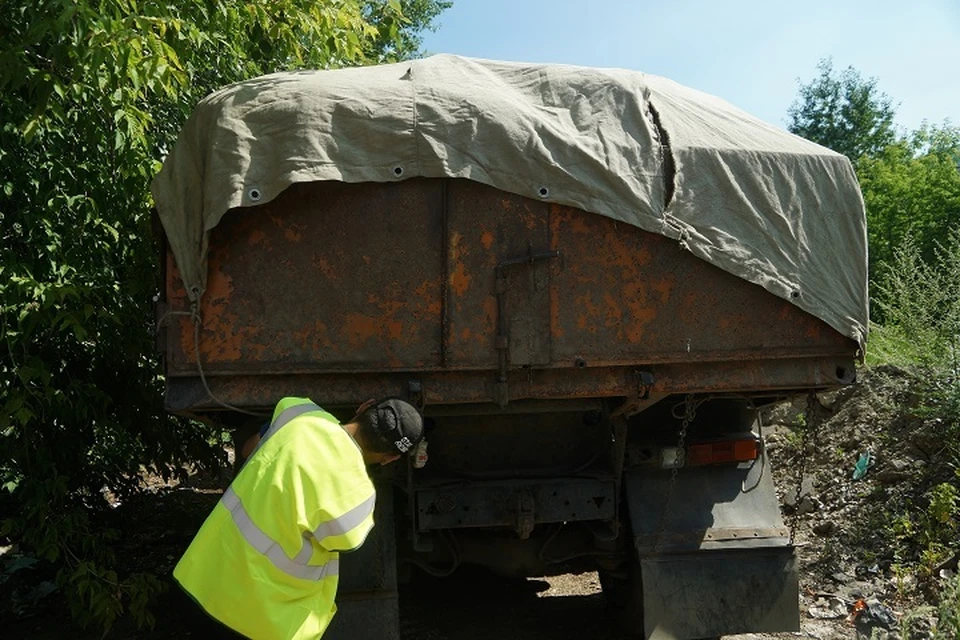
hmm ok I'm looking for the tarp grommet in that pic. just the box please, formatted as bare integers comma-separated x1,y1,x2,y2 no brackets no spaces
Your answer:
393,166,404,177
247,187,263,202
537,186,549,198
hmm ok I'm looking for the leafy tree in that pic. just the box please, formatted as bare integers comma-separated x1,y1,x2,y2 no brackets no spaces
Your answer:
787,58,898,164
0,0,449,633
366,0,454,59
858,123,960,274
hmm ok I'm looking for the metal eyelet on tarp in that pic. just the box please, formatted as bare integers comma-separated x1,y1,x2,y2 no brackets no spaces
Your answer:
247,187,263,202
537,186,549,198
393,166,404,177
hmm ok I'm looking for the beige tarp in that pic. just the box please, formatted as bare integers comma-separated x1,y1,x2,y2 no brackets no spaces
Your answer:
151,54,868,346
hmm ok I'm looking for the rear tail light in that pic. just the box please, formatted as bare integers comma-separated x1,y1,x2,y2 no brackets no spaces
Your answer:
686,438,759,466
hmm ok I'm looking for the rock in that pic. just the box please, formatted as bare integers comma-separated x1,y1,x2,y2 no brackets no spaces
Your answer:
783,476,817,508
813,520,837,536
808,598,846,619
796,495,818,515
831,571,853,584
875,468,911,484
803,620,839,640
890,459,910,471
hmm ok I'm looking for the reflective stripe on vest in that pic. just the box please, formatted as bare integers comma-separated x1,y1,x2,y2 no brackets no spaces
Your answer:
249,401,324,461
312,491,376,548
221,486,339,582
261,402,323,447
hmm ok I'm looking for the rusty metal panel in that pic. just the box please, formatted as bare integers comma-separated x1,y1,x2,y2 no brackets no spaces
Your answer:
548,204,852,366
166,179,445,373
161,178,858,413
442,180,553,368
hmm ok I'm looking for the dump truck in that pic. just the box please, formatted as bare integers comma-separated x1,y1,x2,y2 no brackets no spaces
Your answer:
152,55,867,639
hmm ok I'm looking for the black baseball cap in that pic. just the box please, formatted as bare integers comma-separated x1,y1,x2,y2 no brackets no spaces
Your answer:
370,398,424,455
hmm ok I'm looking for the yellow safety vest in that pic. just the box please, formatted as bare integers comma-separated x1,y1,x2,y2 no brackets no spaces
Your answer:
174,398,376,639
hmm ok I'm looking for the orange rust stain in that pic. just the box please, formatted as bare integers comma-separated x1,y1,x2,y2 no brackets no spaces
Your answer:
602,293,624,328
342,293,410,349
414,280,441,318
385,319,403,340
517,208,539,231
248,229,268,246
634,244,653,266
556,210,592,236
620,281,658,344
650,277,674,303
182,257,250,362
550,285,564,339
343,313,381,349
461,328,472,341
284,227,303,243
449,262,471,297
623,304,656,343
575,294,602,334
480,231,494,250
805,324,823,340
481,297,498,334
449,232,467,260
293,320,332,353
195,309,264,363
311,255,337,280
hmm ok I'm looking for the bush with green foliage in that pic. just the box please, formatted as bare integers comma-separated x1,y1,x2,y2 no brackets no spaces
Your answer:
868,228,960,373
858,125,960,280
936,572,960,639
0,0,448,633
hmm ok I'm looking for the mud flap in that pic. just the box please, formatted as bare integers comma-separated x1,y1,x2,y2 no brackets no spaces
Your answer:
641,548,799,639
324,483,399,640
624,449,800,638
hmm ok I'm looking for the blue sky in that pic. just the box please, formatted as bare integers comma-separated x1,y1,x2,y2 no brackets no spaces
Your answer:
421,0,960,135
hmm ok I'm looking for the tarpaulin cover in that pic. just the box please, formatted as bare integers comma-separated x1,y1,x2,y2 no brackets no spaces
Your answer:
151,54,867,345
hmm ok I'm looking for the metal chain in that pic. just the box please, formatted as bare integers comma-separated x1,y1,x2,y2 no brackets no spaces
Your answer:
788,392,821,545
653,394,697,553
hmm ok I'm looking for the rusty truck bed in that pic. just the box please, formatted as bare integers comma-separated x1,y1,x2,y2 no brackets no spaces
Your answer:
159,178,857,414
